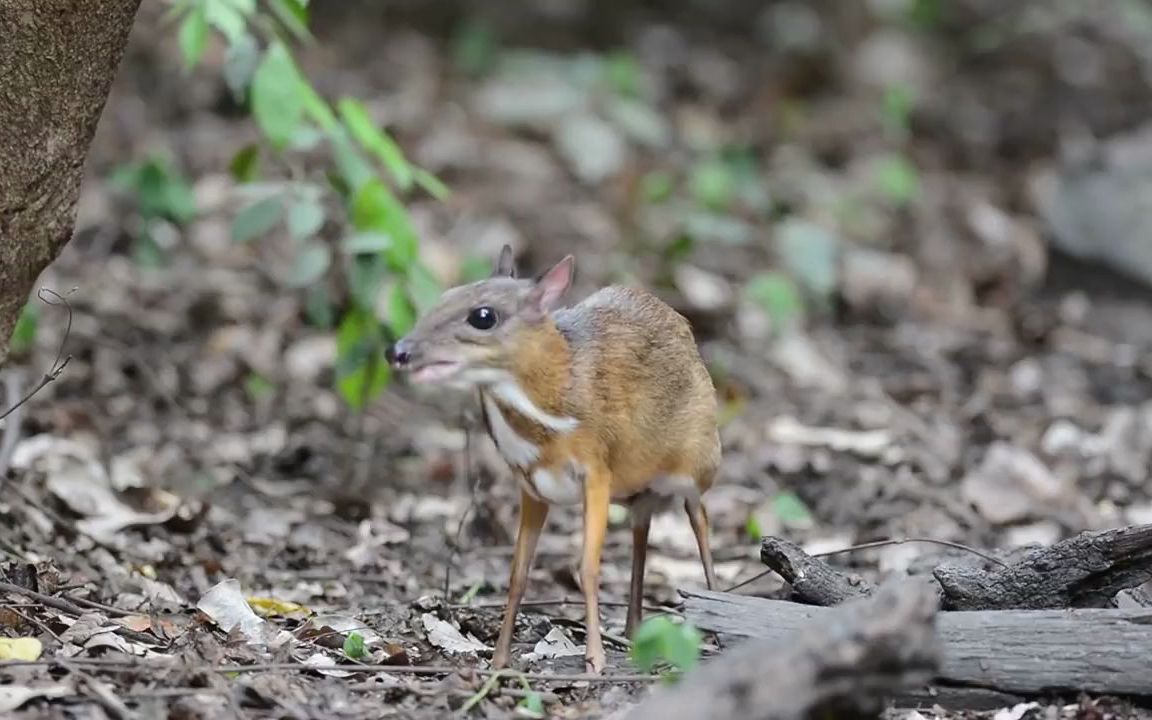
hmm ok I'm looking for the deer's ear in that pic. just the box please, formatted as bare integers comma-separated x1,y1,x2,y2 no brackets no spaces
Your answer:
492,244,517,278
526,255,574,317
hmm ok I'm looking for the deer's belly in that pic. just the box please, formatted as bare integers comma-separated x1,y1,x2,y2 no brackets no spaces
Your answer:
522,463,584,506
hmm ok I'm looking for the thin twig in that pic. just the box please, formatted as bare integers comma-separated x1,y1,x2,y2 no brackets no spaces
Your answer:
0,582,160,646
722,536,1008,594
722,569,773,594
0,581,92,617
0,288,75,421
69,666,136,720
460,668,512,713
451,598,683,616
812,537,1009,569
2,658,659,683
444,404,480,601
62,593,139,618
7,606,65,644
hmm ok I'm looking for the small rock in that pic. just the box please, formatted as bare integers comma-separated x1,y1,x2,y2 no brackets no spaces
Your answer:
673,264,733,312
472,54,586,129
1030,122,1152,289
285,336,336,382
840,245,917,312
553,113,628,184
769,333,848,393
852,29,931,95
962,443,1066,525
1003,521,1062,549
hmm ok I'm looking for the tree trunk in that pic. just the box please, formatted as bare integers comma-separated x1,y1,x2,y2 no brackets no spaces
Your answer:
0,0,142,366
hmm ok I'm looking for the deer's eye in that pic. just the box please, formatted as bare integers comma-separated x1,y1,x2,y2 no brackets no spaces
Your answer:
466,306,498,330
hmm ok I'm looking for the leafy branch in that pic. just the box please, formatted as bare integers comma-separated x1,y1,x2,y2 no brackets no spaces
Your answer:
169,0,448,408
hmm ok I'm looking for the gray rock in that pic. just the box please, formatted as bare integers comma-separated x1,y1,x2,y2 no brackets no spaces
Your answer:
553,113,628,184
1031,123,1152,288
472,54,587,129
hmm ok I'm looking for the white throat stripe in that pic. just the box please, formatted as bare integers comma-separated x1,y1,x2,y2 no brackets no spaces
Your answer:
491,380,579,433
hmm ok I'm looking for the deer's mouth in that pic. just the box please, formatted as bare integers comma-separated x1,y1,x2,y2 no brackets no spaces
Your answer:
408,360,463,384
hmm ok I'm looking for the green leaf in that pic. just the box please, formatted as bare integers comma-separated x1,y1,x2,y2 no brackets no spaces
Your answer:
351,180,418,268
348,254,388,308
405,263,442,314
113,155,196,225
691,158,736,211
305,284,334,328
288,198,325,241
223,32,260,100
268,0,311,40
772,491,814,529
517,691,545,718
204,0,246,44
330,132,374,194
298,81,339,133
905,0,943,29
745,272,804,332
9,302,39,356
178,4,208,71
286,242,331,287
338,98,413,190
335,308,390,408
232,196,284,243
604,51,641,97
744,513,762,542
244,373,275,400
774,219,840,299
386,283,416,337
881,85,914,137
343,631,366,659
630,617,702,676
342,232,393,255
874,154,920,205
413,168,451,201
251,41,304,149
452,18,498,77
229,145,261,182
640,170,674,204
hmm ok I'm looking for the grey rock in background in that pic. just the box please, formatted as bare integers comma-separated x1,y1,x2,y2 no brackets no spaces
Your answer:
1031,123,1152,288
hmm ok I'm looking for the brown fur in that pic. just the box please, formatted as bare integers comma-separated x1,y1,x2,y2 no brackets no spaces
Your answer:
493,285,720,501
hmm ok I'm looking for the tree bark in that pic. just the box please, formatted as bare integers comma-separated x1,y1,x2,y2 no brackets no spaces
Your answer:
683,589,1152,698
626,581,941,720
0,0,142,366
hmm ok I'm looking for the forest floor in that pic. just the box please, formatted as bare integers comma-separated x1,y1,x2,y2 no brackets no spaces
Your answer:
4,3,1152,719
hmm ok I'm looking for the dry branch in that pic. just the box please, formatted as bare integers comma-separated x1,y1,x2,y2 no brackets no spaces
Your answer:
625,581,940,720
933,523,1152,610
761,525,1152,612
760,536,874,605
683,588,1152,698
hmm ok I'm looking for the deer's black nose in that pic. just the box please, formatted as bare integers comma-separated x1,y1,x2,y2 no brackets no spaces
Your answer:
386,340,411,367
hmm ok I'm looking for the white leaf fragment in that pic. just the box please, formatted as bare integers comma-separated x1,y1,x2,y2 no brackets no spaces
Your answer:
0,684,73,713
196,579,272,645
421,613,490,654
523,627,583,661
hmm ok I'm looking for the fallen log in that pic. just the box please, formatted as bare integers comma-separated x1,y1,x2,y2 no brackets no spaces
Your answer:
625,581,940,720
933,523,1152,610
683,588,1152,697
760,524,1152,611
